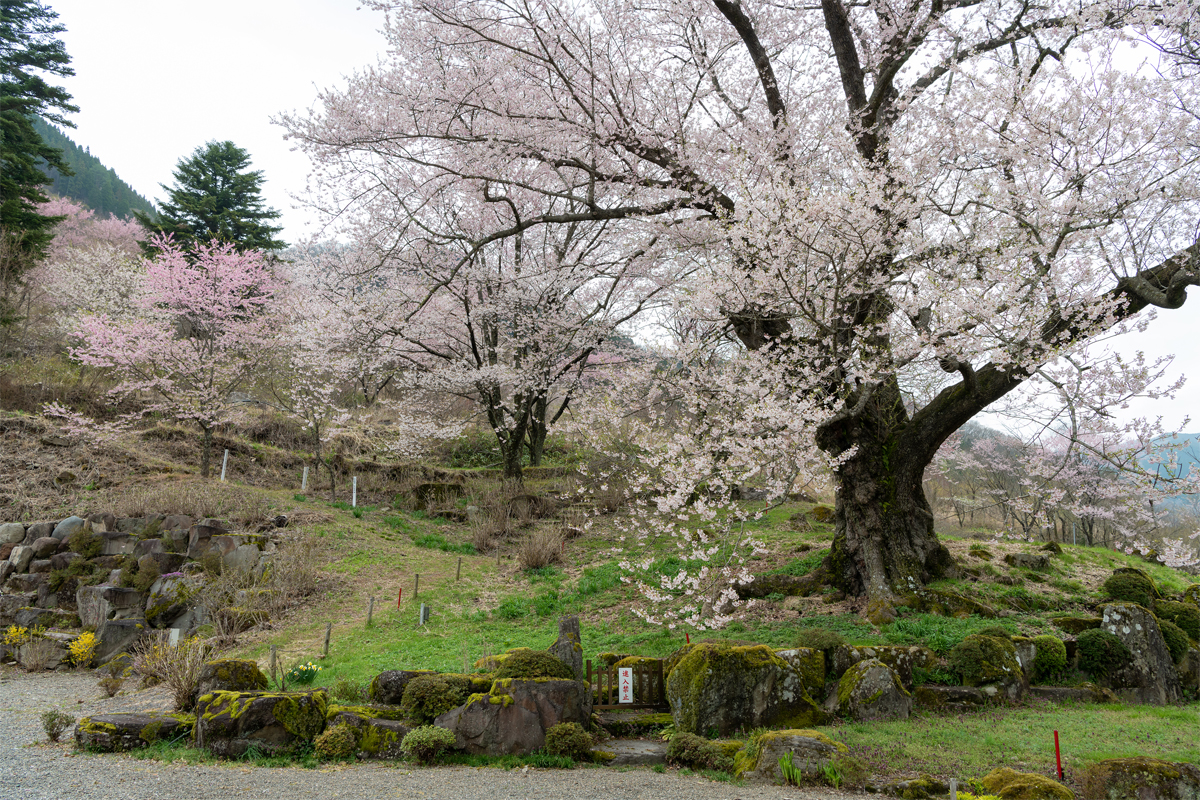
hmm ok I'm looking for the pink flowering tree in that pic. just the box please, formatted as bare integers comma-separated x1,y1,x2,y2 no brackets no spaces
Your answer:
64,237,282,477
285,0,1200,618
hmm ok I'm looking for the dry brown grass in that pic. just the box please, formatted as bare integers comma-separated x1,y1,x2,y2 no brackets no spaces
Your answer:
518,529,564,571
130,633,214,710
100,479,273,527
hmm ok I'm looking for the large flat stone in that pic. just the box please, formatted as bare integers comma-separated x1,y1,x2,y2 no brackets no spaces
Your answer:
596,739,667,766
75,712,194,752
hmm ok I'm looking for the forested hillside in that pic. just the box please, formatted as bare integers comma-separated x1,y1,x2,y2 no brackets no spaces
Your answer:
33,118,155,219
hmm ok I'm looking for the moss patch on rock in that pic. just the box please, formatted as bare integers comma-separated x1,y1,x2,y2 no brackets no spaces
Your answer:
981,767,1074,799
947,635,1022,687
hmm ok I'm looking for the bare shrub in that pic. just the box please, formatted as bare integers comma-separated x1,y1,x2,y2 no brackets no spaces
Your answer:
19,637,59,672
519,529,563,571
100,480,272,527
130,632,213,711
471,507,510,552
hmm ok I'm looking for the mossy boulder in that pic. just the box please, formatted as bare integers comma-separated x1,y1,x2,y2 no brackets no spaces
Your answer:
829,644,936,687
1099,603,1183,705
1051,615,1102,635
435,678,592,756
947,635,1023,693
191,659,268,710
74,712,194,753
776,647,826,698
1083,757,1200,800
836,658,911,721
1104,569,1159,607
1183,584,1200,606
493,649,574,680
1155,600,1200,642
880,775,948,799
665,643,823,737
324,704,412,759
193,689,328,758
981,767,1074,799
1030,635,1068,683
314,722,359,759
368,669,435,705
733,729,847,783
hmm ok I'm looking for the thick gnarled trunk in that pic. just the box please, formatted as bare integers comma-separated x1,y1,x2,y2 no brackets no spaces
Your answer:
818,379,955,620
829,440,953,620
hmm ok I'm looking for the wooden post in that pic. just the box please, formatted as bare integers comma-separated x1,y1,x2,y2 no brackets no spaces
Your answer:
301,466,308,492
414,573,419,598
323,622,332,658
367,596,375,626
456,557,462,582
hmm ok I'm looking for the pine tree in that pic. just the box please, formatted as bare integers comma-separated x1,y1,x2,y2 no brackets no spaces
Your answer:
0,0,77,329
135,141,286,253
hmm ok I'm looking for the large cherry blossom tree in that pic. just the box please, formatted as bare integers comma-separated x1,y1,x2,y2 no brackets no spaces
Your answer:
285,0,1200,619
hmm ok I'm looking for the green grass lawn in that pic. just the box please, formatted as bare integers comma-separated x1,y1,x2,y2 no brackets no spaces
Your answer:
827,703,1200,783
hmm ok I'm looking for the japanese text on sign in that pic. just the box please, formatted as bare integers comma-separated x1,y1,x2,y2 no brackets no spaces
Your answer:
618,667,633,703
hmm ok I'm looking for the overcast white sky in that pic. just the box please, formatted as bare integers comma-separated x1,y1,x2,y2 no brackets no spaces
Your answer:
42,0,1200,432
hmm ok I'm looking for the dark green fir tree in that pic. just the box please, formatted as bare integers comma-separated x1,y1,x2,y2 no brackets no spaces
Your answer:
0,0,77,329
135,140,286,253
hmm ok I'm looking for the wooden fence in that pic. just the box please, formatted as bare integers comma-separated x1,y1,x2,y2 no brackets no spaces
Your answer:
585,659,668,710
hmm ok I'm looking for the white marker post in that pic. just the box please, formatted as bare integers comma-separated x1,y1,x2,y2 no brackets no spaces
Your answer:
220,449,229,482
301,466,309,492
352,476,358,507
618,667,634,704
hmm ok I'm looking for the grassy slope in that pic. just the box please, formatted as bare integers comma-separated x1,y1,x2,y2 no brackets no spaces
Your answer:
2,396,1197,782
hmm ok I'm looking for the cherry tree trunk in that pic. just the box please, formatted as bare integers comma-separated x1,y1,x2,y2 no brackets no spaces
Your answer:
200,424,213,478
820,382,955,621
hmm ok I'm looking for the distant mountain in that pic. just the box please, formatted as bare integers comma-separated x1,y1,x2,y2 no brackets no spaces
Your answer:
33,118,155,219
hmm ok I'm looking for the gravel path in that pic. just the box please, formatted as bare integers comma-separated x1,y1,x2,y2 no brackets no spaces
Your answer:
0,667,865,800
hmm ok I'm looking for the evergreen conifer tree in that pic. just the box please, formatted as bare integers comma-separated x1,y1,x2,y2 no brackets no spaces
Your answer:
135,141,286,253
0,0,77,329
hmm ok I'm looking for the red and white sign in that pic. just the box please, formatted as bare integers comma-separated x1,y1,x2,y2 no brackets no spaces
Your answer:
618,667,633,703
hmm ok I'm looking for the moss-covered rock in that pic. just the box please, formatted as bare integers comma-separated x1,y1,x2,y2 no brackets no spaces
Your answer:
595,651,630,667
776,647,826,698
401,674,468,724
947,635,1023,690
193,689,328,758
1051,615,1101,635
493,649,574,680
368,669,435,705
1155,600,1200,642
74,712,194,753
1082,757,1200,800
830,644,936,687
1183,584,1200,606
881,774,948,799
435,678,592,755
836,658,911,721
733,729,847,783
191,659,268,711
666,643,823,736
1103,569,1159,607
1099,603,1183,705
982,767,1073,799
1030,635,1068,683
323,705,411,759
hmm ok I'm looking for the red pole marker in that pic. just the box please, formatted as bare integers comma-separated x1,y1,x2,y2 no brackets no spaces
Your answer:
686,633,690,644
397,587,402,608
1054,730,1063,780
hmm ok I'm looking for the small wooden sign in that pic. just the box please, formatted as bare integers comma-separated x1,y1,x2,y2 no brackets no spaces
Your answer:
618,667,633,703
420,603,431,626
